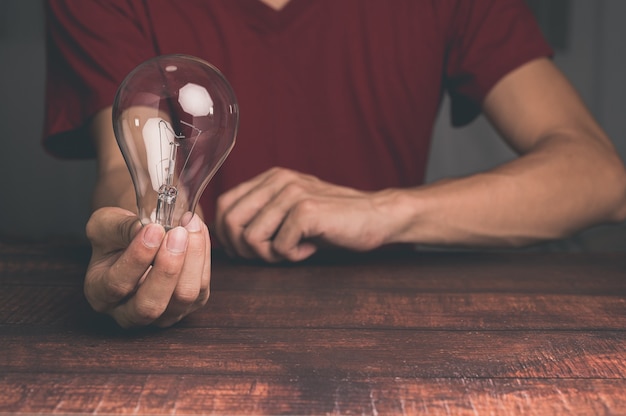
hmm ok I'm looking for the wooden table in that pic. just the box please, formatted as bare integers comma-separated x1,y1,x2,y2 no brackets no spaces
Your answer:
1,240,625,414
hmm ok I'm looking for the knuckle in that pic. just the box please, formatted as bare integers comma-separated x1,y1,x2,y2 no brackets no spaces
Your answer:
241,228,275,260
120,217,141,244
215,194,231,214
133,299,165,323
89,302,108,314
242,225,262,245
270,237,292,257
268,166,286,176
154,255,185,279
101,278,136,302
85,218,98,242
159,266,180,282
85,208,108,243
222,208,242,229
83,285,108,313
281,182,306,198
293,198,318,217
173,285,200,305
271,167,299,182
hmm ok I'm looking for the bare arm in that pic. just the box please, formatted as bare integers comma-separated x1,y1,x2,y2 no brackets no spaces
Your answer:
389,58,626,247
89,107,136,211
214,58,626,261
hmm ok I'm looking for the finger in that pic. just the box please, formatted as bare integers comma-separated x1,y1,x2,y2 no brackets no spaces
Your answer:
154,213,210,327
190,215,212,308
271,199,321,262
215,168,283,216
241,183,312,262
86,207,142,253
197,216,212,301
85,223,165,312
216,178,284,259
112,226,188,328
213,169,276,243
214,168,295,257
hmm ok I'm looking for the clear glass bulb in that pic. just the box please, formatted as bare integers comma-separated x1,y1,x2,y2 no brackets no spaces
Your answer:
113,54,238,229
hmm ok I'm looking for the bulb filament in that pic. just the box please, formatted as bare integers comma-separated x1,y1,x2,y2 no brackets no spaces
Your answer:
154,119,201,229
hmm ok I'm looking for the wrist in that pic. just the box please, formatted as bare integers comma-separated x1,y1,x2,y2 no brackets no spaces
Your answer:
371,188,426,246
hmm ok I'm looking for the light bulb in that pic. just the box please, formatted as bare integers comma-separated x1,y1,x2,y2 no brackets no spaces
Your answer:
112,54,239,229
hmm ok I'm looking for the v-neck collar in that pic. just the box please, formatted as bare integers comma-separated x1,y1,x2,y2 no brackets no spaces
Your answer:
233,0,316,33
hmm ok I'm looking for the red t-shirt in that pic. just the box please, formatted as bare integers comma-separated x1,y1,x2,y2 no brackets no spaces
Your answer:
44,0,551,220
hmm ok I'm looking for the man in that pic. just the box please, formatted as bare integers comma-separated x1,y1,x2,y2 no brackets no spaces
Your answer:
44,0,626,327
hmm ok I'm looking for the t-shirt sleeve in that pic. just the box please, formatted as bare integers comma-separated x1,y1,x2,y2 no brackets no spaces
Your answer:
43,0,157,158
443,0,554,127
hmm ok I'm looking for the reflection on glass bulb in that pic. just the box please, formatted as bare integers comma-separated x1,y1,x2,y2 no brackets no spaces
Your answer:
113,54,239,229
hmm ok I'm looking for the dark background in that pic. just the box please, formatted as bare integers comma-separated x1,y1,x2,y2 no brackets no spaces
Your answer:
1,0,625,250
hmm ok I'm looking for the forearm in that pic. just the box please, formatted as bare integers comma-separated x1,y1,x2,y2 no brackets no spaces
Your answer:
385,133,626,248
88,107,138,214
91,166,136,212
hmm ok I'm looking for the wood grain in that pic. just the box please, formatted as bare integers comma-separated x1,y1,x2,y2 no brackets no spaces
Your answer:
1,240,625,414
3,328,626,378
3,285,626,329
2,374,625,415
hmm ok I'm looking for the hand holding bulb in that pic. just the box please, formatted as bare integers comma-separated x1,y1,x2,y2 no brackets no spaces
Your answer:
83,55,238,328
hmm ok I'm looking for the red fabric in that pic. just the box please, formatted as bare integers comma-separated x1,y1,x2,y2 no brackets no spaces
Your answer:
44,0,552,220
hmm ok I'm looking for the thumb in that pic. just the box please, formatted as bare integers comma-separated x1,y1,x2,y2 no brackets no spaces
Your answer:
86,207,143,252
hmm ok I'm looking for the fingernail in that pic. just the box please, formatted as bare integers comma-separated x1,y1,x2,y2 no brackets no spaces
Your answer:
143,224,165,248
184,214,203,232
167,227,188,253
